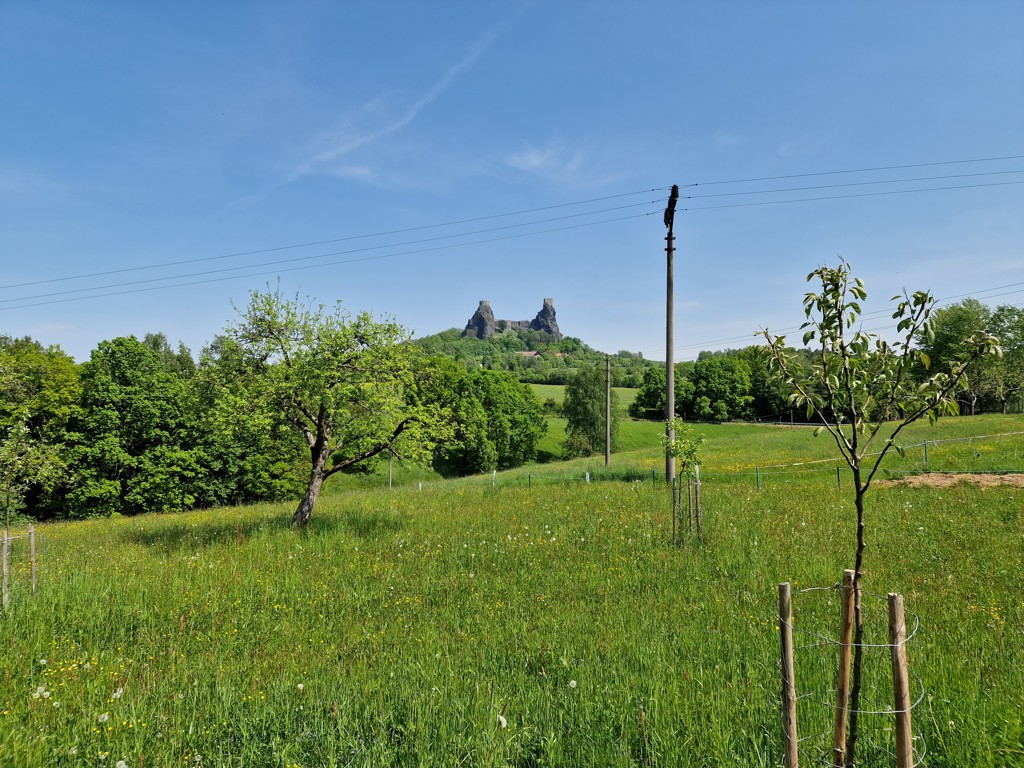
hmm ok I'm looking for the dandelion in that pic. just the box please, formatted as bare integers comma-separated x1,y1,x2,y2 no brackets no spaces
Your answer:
297,683,304,692
98,713,110,723
116,761,129,768
52,701,60,708
569,680,577,689
39,659,47,666
69,747,77,755
112,688,124,699
497,714,508,728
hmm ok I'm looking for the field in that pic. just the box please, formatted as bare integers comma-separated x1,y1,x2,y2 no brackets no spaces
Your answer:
1,414,1022,766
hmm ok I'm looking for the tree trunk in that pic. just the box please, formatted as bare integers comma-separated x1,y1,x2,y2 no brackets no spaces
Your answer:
293,440,330,526
845,482,867,766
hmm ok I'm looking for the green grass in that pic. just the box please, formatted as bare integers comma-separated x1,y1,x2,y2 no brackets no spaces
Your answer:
1,415,1022,766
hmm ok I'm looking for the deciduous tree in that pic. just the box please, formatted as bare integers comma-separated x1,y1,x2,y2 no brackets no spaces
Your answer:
226,288,446,526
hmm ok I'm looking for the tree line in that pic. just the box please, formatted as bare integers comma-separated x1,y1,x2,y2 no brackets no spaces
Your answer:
628,299,1024,423
1,289,549,525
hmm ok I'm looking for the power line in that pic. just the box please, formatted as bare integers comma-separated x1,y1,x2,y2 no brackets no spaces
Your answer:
0,187,668,292
681,180,1024,211
0,200,662,305
683,169,1024,200
6,154,1022,294
0,210,660,312
687,154,1024,187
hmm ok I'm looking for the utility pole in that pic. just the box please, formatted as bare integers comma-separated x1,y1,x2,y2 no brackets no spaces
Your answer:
605,354,611,466
664,184,679,484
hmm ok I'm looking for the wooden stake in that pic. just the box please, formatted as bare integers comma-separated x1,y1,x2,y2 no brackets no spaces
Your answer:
832,569,856,767
694,464,702,538
29,525,36,595
889,593,914,768
1,531,9,609
687,475,693,533
779,582,799,768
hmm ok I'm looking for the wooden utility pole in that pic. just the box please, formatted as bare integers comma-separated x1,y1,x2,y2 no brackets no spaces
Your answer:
605,355,611,466
664,184,679,484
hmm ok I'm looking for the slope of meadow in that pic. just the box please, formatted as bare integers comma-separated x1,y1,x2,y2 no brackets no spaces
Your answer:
1,416,1021,767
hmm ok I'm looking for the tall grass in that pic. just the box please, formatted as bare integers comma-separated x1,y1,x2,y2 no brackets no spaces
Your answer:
1,416,1021,766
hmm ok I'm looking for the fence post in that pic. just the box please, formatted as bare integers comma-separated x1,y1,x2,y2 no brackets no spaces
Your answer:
756,466,761,491
29,526,36,595
694,464,702,538
687,475,693,533
836,466,841,490
2,531,9,609
923,440,929,470
528,473,532,489
779,582,799,768
492,469,496,488
671,477,677,545
889,593,914,768
832,569,855,767
585,471,590,484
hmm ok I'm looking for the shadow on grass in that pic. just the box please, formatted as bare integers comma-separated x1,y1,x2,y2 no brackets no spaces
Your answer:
118,506,402,552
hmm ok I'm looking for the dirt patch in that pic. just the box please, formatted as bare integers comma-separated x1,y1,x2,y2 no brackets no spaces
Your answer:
880,472,1024,489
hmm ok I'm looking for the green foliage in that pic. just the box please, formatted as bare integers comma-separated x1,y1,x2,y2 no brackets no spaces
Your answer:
226,287,447,523
422,358,546,478
67,336,204,517
414,328,652,387
661,418,705,471
562,365,618,457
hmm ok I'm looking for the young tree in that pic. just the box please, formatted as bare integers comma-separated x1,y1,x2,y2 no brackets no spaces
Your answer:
226,288,446,526
760,261,999,764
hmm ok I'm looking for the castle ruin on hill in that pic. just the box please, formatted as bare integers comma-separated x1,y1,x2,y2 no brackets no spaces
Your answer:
462,299,561,340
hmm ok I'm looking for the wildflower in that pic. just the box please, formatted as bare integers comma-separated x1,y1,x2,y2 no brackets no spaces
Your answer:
52,701,60,708
98,713,110,723
39,659,47,666
69,747,77,755
497,714,508,729
112,688,124,700
297,683,304,692
116,761,129,768
569,680,577,689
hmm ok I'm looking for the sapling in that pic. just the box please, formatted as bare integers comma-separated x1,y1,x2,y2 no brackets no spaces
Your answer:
760,260,999,765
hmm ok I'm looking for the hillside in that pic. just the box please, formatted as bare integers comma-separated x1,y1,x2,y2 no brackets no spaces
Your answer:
414,326,653,386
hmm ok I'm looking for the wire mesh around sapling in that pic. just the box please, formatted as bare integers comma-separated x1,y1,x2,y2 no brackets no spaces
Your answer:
778,581,926,768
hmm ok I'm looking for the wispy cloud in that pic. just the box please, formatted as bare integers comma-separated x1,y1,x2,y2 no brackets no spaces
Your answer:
506,140,585,179
291,34,494,180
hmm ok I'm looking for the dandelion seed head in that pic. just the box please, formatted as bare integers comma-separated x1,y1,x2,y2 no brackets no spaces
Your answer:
112,688,124,700
98,713,110,723
569,680,577,688
498,714,508,728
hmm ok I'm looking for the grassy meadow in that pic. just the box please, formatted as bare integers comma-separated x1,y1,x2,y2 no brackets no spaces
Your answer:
1,413,1022,767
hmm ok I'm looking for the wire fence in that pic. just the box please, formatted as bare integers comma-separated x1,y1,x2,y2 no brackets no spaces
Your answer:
779,582,926,768
421,430,1024,494
1,526,44,611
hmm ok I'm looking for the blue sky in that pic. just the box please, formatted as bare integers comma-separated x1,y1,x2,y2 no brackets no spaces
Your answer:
2,2,1022,362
